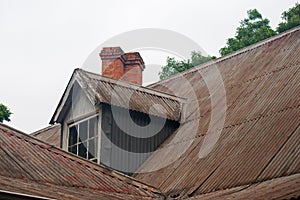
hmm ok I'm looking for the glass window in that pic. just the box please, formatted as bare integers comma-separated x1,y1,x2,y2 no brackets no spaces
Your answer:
88,139,96,159
89,117,96,138
78,142,87,158
68,126,78,146
79,121,88,142
68,145,77,155
68,116,98,162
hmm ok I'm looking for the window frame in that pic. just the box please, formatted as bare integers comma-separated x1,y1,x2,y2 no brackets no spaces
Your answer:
67,114,99,163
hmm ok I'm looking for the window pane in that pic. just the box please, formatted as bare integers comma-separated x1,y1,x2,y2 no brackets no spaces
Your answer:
88,139,97,159
68,145,77,155
79,121,88,142
78,142,87,158
69,126,78,146
89,117,97,138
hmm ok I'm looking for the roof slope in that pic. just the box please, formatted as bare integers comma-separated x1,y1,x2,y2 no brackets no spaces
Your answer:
134,27,300,198
30,124,61,147
0,123,163,199
51,69,184,124
190,173,300,200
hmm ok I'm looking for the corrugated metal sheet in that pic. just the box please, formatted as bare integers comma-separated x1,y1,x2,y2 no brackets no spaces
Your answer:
189,173,300,200
30,124,61,147
100,104,179,174
51,68,184,124
83,69,183,121
0,123,163,199
134,27,300,198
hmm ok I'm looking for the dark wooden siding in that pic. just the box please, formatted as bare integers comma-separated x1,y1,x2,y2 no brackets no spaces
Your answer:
101,103,179,174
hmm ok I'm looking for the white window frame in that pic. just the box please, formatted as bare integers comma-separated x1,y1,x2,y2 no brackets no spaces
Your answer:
67,114,100,163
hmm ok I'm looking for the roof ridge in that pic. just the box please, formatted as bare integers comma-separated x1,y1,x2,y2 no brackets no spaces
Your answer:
0,123,162,195
150,25,300,86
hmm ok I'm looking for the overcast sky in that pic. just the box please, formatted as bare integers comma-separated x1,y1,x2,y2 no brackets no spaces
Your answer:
0,0,297,133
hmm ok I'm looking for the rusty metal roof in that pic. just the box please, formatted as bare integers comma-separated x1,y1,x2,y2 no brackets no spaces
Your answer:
0,123,163,199
30,124,61,147
189,173,300,200
50,68,184,124
134,26,300,198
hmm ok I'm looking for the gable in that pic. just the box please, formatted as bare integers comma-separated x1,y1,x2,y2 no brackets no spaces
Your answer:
50,71,96,124
64,82,96,124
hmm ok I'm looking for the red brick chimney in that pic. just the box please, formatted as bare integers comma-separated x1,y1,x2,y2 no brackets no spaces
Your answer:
99,47,145,85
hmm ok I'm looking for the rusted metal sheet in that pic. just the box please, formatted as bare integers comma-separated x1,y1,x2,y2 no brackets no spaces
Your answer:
189,173,300,200
85,69,184,121
134,27,300,198
30,124,61,147
0,124,163,199
51,68,184,124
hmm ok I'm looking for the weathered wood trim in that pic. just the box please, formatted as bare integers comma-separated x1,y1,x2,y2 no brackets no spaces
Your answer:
66,112,98,126
52,77,76,123
97,105,102,164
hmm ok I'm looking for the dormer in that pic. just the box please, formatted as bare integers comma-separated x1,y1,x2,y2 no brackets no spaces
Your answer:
50,48,184,174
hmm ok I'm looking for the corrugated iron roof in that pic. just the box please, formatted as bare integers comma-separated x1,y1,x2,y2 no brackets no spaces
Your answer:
30,124,61,147
0,123,163,199
50,68,184,124
189,173,300,200
134,26,300,198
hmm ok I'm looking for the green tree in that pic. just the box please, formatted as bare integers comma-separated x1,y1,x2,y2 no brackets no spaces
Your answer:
277,3,300,33
0,103,12,123
159,51,215,80
219,9,276,56
159,57,193,80
190,51,216,66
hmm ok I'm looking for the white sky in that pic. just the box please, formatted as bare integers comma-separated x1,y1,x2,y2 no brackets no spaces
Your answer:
0,0,297,133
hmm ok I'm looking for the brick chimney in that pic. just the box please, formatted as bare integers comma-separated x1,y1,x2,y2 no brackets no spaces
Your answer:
99,47,145,85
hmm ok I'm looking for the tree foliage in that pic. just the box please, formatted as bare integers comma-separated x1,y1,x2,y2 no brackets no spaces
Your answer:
0,103,12,123
190,51,216,66
219,9,276,56
159,6,300,80
159,51,215,80
277,3,300,33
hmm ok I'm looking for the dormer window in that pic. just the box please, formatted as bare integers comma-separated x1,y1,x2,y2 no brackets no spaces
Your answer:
68,116,98,163
51,68,183,174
